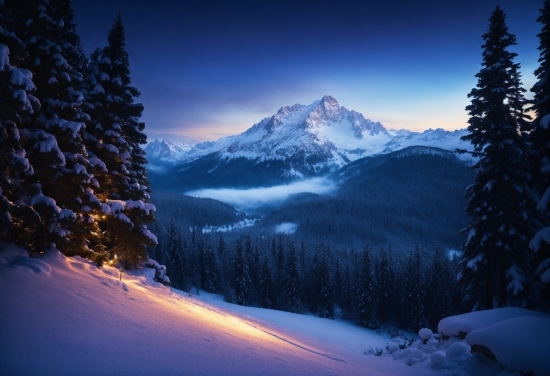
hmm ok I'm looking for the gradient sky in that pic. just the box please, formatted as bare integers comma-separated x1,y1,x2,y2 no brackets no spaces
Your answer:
72,0,542,144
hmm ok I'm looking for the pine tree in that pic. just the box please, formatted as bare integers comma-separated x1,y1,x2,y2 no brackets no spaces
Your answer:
375,248,393,324
166,222,189,291
281,240,302,313
458,6,532,311
356,246,378,329
0,4,41,245
313,252,334,319
84,14,156,266
258,256,277,309
339,262,354,319
232,238,250,306
217,235,226,259
529,0,550,312
6,0,102,256
425,246,454,328
401,246,426,330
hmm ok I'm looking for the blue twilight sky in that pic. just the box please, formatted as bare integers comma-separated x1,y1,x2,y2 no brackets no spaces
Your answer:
72,0,542,144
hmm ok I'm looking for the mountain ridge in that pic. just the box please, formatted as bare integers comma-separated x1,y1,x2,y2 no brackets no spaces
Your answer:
146,96,473,189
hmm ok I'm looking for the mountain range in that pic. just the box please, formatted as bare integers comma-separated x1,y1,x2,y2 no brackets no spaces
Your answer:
146,95,473,190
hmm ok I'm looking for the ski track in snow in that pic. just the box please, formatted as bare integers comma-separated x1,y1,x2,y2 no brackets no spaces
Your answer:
183,294,349,364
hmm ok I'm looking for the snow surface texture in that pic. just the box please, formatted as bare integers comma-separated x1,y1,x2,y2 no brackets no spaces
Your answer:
0,243,438,376
157,96,474,168
2,243,548,375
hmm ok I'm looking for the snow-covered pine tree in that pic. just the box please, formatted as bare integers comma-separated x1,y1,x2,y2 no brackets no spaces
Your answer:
166,221,188,291
84,14,156,267
0,4,41,245
339,262,354,319
6,0,102,256
356,246,379,329
400,246,426,329
458,6,532,311
312,252,334,319
281,240,302,313
425,246,455,328
232,238,250,306
529,0,550,312
258,256,277,309
375,247,393,324
56,0,87,92
199,239,220,293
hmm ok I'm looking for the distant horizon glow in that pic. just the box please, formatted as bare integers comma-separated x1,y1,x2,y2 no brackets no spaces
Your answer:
72,0,542,145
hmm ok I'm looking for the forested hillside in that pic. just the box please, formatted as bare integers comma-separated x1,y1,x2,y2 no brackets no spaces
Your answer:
254,147,473,250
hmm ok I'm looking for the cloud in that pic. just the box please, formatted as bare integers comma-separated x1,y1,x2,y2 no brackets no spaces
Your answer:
274,222,298,234
185,177,337,211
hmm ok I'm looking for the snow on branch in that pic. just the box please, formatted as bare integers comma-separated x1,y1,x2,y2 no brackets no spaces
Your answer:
506,264,524,295
529,227,550,252
466,253,484,270
537,186,550,212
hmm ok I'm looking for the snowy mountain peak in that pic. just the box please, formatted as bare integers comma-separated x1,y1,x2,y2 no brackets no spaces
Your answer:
177,96,397,171
145,139,192,161
158,96,473,179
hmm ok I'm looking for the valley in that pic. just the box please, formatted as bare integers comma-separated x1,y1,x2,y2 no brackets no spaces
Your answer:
147,97,474,252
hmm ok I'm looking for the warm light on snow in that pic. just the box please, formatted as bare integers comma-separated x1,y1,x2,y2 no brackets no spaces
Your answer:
2,243,549,376
0,244,422,375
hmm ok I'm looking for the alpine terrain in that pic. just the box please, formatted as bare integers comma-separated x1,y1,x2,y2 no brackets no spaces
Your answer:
147,95,472,190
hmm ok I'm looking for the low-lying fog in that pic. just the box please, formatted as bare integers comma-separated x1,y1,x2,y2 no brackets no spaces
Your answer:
185,177,337,212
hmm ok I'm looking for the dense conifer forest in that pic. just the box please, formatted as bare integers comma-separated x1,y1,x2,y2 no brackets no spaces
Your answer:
0,0,155,267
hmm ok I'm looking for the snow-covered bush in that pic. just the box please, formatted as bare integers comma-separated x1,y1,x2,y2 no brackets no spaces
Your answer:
146,258,170,286
418,328,433,344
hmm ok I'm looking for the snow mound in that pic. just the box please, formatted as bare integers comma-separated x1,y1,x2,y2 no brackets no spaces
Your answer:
466,316,550,376
418,328,433,341
389,308,550,375
438,307,549,338
0,244,51,275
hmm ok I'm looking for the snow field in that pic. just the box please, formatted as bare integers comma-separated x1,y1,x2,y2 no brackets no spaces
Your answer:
2,243,548,376
0,244,433,376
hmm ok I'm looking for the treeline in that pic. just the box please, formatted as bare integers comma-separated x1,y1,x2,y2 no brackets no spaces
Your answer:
150,190,245,231
0,1,154,266
150,224,461,331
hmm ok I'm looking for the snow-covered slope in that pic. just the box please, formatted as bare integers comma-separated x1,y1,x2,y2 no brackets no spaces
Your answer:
3,243,548,376
383,128,470,156
145,139,192,162
0,243,429,376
